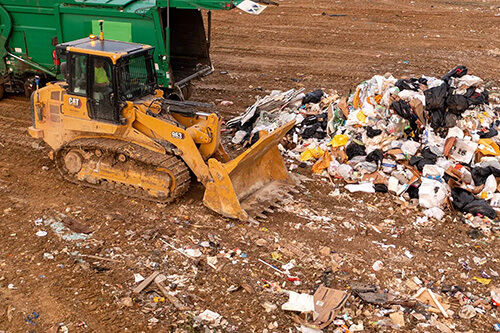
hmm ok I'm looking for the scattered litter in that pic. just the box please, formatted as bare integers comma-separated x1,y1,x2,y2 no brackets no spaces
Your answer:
261,301,277,312
404,250,414,259
134,273,145,283
372,260,384,271
458,305,476,319
25,312,39,325
473,276,491,285
198,309,223,323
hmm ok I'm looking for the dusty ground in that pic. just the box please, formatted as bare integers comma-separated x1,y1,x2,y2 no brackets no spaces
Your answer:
1,0,500,332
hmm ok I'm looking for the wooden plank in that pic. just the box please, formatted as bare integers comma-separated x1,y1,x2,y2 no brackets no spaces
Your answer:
133,271,159,294
78,254,121,263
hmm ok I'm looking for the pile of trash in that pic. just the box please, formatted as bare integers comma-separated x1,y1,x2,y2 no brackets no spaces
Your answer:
228,66,500,230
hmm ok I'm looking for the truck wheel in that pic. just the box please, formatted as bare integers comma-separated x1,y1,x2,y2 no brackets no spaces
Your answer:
0,84,4,100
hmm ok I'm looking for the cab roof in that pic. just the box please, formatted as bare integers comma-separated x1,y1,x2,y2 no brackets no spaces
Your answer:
59,37,152,55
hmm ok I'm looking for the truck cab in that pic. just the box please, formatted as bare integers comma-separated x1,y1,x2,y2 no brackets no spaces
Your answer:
0,0,244,100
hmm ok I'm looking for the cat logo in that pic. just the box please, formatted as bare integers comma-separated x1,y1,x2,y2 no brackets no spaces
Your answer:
68,97,82,109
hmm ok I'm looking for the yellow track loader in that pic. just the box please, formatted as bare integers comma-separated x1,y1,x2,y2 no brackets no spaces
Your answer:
28,36,295,221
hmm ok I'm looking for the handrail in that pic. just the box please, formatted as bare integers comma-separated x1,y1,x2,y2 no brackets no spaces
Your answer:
7,52,57,76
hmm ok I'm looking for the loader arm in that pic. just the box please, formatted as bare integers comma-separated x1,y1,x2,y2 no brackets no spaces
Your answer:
133,110,213,184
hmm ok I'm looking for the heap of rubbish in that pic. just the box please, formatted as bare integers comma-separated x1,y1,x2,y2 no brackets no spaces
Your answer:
228,66,500,231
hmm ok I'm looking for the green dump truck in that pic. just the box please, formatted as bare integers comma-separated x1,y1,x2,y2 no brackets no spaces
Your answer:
0,0,264,99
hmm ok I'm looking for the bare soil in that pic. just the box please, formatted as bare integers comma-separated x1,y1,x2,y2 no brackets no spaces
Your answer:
1,0,500,332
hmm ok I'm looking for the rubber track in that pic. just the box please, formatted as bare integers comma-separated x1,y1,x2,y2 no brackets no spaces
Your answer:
55,138,191,203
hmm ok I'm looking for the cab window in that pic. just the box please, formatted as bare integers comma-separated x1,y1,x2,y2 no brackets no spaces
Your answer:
69,53,87,95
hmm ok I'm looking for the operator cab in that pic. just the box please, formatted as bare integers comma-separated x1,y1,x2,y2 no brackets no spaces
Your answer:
56,37,157,123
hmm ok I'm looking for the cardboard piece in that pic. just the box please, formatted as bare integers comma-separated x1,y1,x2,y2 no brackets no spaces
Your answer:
414,287,449,318
362,171,387,185
443,137,456,158
295,285,349,329
338,96,349,118
389,311,405,327
410,98,425,126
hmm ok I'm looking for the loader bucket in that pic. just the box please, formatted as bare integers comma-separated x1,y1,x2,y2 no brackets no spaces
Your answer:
203,120,296,221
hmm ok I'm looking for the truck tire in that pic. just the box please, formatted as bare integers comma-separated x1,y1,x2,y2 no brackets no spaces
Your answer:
0,84,4,100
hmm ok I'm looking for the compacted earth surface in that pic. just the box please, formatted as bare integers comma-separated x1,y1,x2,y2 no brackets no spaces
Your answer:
1,0,500,332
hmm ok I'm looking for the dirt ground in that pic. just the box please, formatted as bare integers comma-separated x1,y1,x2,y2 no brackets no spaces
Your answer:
1,0,500,332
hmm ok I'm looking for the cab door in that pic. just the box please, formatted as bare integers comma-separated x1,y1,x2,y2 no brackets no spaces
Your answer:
88,56,119,123
65,52,90,120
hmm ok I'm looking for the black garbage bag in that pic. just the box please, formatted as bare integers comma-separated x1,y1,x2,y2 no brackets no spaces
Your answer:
407,184,419,199
451,187,475,210
446,94,469,115
391,100,413,120
235,111,260,132
421,146,438,163
303,111,328,129
301,123,326,139
464,200,497,219
471,166,500,186
479,126,498,139
365,126,382,138
394,98,421,138
316,112,329,129
463,86,476,98
374,184,388,193
418,77,428,86
441,65,468,84
409,147,437,171
242,131,260,147
302,89,324,104
468,90,489,106
425,83,449,110
366,149,384,167
395,79,419,92
408,157,429,172
451,188,497,219
430,109,446,129
346,142,366,160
